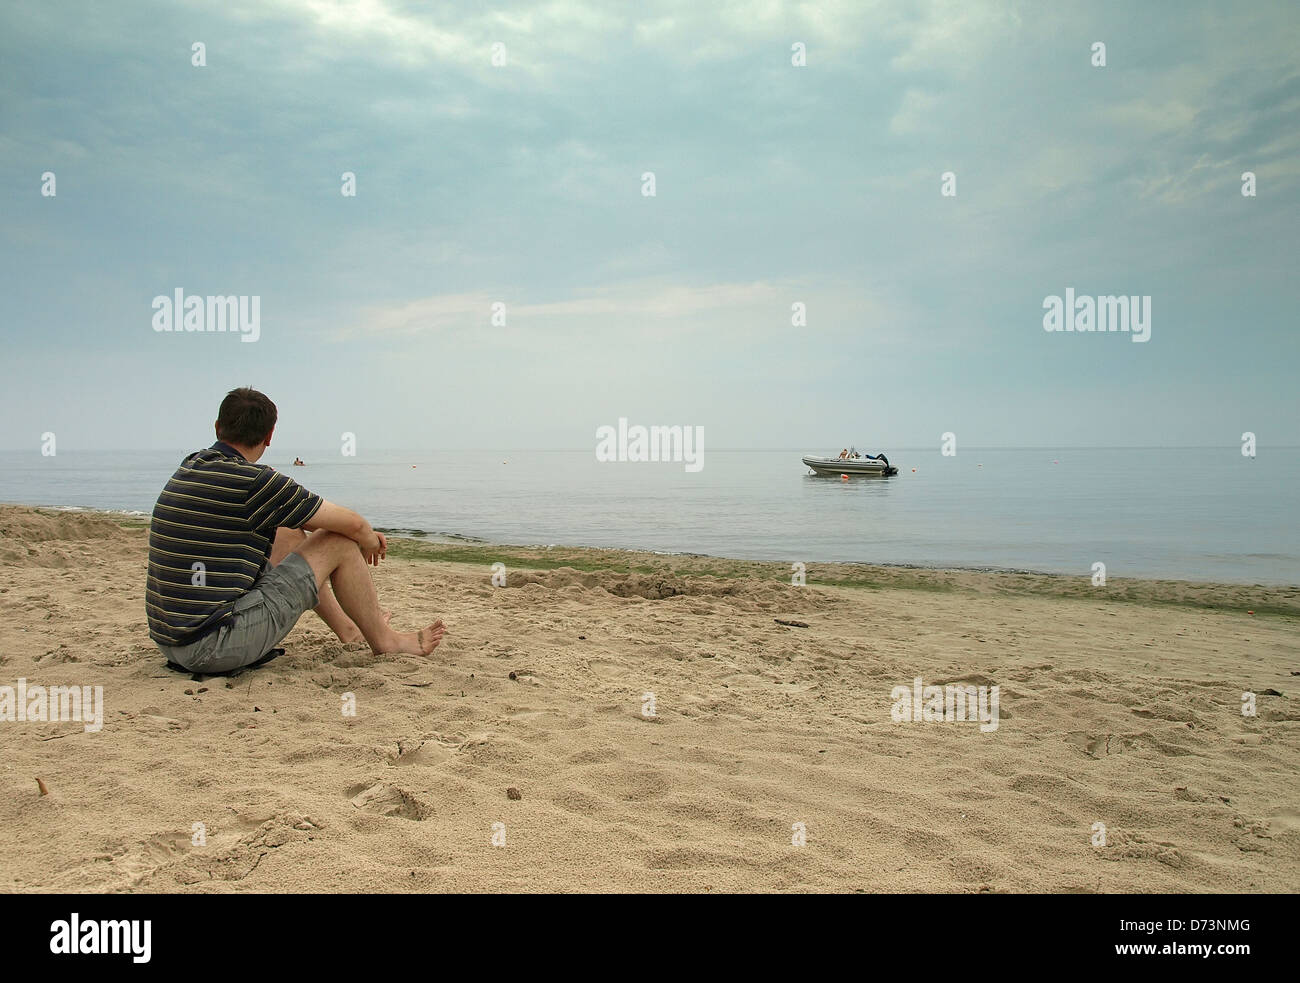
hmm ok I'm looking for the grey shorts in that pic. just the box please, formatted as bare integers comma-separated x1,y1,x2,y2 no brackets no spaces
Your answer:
159,552,320,674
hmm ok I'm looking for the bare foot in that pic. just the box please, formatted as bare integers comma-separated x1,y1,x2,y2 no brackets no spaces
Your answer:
383,620,446,656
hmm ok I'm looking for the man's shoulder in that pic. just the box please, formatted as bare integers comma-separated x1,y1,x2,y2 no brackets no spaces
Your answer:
176,447,266,482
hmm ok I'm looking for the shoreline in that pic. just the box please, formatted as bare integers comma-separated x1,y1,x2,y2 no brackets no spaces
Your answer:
6,503,1299,607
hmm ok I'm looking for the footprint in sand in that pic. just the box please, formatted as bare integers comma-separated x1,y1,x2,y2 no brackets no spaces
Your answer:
132,709,190,731
389,739,459,767
103,831,194,890
586,659,621,679
347,781,429,821
137,831,192,864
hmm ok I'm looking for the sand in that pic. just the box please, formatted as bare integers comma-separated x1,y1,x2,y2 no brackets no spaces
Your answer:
0,504,1297,893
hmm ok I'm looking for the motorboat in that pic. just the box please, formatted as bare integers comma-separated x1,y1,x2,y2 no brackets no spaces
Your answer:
802,452,897,476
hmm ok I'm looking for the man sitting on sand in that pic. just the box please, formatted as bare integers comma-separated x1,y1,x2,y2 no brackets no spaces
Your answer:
145,387,446,674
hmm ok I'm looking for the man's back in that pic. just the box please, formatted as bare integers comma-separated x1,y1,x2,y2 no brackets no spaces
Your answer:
145,442,321,647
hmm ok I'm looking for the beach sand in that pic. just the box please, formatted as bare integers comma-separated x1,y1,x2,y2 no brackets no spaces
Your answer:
1,504,1297,893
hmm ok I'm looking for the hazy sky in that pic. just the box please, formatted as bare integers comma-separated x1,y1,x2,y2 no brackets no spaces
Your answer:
2,0,1297,451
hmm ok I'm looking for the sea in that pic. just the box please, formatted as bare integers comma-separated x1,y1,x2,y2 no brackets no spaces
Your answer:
1,447,1296,586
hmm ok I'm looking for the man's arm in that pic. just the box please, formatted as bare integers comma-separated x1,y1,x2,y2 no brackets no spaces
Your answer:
302,501,386,565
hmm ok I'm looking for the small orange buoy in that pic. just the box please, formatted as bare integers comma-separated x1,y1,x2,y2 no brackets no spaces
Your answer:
1247,610,1254,615
840,474,849,481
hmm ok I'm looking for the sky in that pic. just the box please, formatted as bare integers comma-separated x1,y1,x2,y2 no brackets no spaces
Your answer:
1,0,1297,451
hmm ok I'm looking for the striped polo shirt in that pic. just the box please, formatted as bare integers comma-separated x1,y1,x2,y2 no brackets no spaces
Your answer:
146,442,323,647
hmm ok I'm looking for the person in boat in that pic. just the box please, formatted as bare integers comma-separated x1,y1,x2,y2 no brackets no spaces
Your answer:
837,448,849,460
293,457,305,466
145,387,446,674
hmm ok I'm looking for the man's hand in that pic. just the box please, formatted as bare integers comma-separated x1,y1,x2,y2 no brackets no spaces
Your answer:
305,501,386,562
360,530,387,566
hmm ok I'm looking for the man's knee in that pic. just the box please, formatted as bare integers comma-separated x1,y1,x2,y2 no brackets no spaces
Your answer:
296,531,356,565
315,530,354,548
294,532,358,586
271,526,309,563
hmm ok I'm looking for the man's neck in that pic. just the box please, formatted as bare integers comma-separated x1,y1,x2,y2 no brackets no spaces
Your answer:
217,440,265,463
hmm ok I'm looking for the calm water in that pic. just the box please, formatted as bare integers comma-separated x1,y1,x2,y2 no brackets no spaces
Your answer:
1,448,1296,585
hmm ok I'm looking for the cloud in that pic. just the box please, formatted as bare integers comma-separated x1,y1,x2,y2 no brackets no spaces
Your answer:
349,279,789,337
343,276,915,350
883,0,1023,75
236,0,627,81
889,88,942,134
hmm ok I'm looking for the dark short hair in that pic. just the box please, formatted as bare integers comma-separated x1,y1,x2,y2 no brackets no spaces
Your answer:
216,388,277,446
